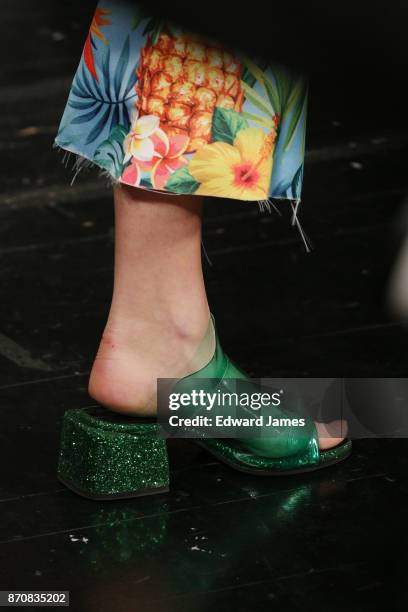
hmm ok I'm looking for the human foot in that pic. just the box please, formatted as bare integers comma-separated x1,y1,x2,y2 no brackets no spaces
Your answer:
88,315,215,417
89,320,346,451
315,419,347,450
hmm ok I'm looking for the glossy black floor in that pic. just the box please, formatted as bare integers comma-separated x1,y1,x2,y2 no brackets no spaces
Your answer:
1,2,408,611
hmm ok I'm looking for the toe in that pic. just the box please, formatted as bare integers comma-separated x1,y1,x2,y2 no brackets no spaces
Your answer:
315,419,348,450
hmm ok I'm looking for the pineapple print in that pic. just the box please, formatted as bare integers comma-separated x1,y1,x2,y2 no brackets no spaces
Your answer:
136,29,244,153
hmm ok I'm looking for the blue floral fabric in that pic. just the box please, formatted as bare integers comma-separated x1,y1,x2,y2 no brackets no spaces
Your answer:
55,0,307,203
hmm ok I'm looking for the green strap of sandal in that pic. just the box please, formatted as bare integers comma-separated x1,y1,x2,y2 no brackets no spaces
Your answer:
172,318,351,473
58,318,352,499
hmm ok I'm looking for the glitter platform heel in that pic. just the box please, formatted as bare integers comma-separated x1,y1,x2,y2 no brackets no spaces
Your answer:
58,407,169,500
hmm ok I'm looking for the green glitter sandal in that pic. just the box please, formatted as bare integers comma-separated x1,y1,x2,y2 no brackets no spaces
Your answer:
58,319,351,500
58,408,170,500
172,323,352,477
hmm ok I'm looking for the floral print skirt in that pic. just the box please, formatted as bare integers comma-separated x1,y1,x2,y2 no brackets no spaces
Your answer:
55,0,308,206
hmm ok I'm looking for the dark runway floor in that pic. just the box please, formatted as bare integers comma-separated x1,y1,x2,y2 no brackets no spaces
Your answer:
1,2,408,611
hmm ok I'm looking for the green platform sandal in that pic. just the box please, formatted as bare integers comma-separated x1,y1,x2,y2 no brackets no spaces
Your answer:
58,319,352,500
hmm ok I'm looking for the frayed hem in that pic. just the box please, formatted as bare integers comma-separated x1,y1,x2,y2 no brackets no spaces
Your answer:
53,143,311,252
53,142,118,188
258,197,312,253
53,142,194,197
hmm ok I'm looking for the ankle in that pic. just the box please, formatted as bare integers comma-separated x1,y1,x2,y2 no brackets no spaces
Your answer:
105,303,211,348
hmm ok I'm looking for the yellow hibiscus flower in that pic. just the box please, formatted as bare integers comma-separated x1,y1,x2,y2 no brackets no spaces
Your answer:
188,128,275,201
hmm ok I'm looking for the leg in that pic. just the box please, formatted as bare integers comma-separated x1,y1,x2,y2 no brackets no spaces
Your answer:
89,183,345,449
88,184,211,416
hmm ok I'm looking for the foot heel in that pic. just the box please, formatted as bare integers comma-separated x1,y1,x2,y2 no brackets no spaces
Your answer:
58,408,169,500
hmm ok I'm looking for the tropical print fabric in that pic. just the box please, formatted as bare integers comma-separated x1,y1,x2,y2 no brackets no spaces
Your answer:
55,0,308,203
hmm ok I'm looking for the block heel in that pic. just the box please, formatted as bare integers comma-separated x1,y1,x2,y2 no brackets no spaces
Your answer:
58,407,169,500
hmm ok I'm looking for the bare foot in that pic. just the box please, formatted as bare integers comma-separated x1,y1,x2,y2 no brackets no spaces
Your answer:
89,323,346,450
88,317,213,417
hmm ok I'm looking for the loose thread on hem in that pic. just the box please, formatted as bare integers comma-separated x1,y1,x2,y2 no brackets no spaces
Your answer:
258,198,282,216
201,240,213,267
290,200,313,253
258,197,313,253
54,143,117,189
